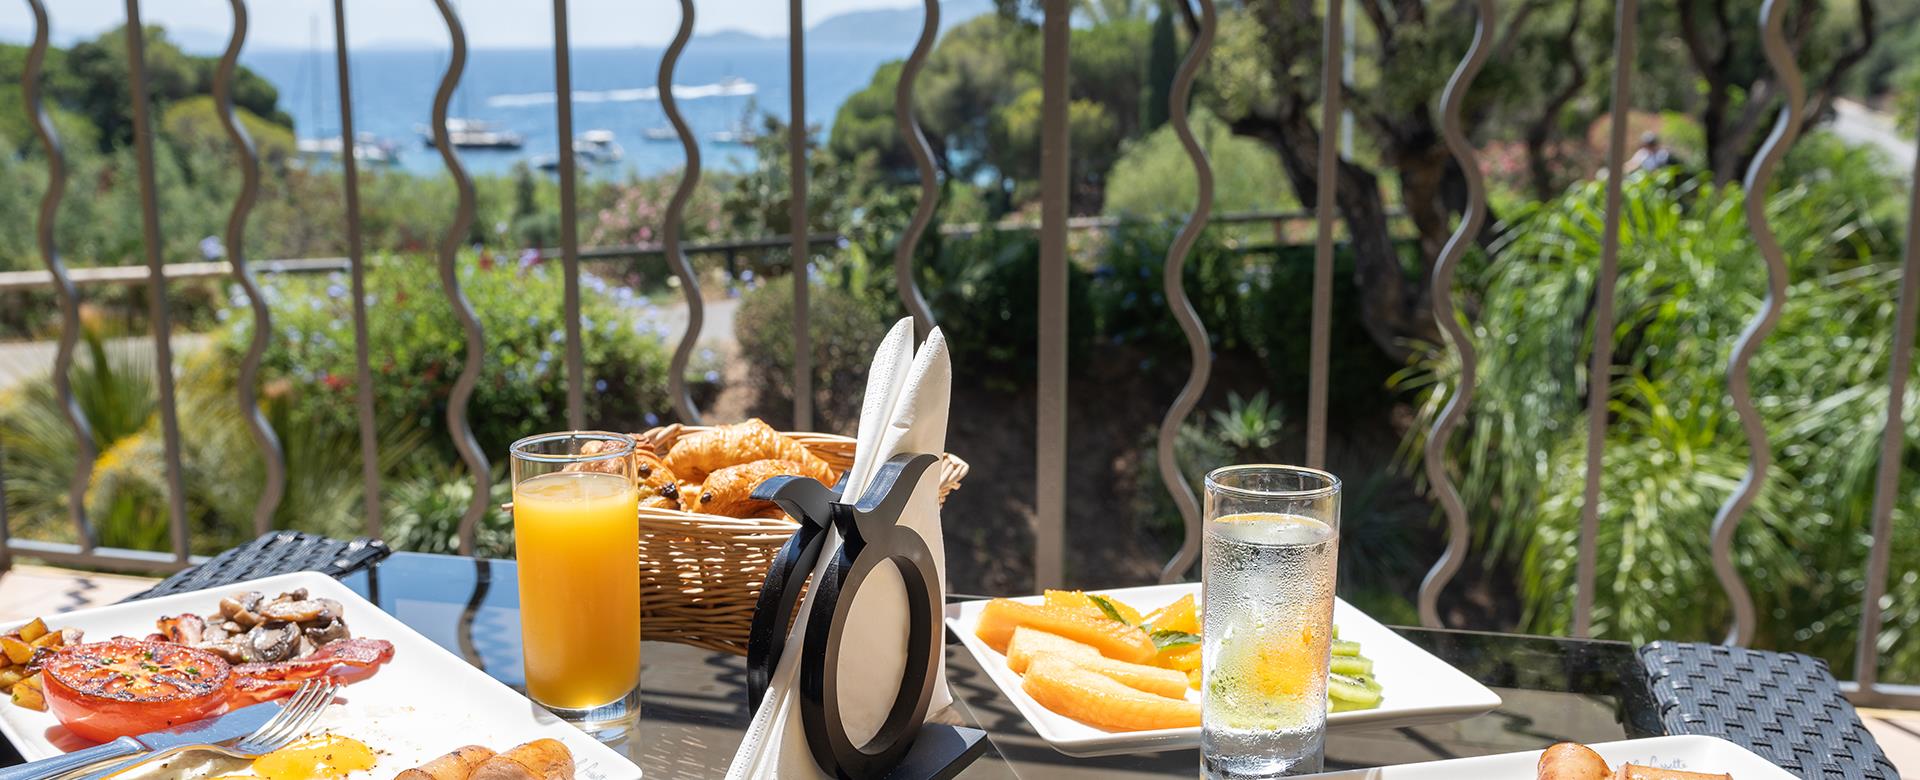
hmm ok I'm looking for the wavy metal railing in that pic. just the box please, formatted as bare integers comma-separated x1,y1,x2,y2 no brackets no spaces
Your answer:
122,2,193,565
893,0,941,341
213,0,286,537
428,0,492,556
1155,0,1216,584
1304,0,1342,470
1711,0,1803,647
1416,0,1494,628
332,0,382,536
1856,104,1920,698
1033,0,1072,589
23,0,96,552
552,0,587,431
661,0,706,424
1574,0,1640,638
788,0,814,430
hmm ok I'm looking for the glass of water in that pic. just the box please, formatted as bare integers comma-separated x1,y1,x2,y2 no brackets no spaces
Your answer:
1201,465,1340,779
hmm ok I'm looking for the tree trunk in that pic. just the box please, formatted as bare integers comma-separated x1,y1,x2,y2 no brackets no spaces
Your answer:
1231,113,1435,360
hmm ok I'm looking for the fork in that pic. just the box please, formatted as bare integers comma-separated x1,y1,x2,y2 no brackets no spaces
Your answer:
74,679,340,780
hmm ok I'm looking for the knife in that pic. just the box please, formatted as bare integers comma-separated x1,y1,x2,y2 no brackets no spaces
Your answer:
0,699,283,780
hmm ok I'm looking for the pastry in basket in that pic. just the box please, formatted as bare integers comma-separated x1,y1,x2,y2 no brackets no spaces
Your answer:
665,419,837,484
689,459,803,517
570,438,680,494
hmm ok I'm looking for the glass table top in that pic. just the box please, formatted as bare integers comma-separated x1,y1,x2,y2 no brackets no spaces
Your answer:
325,551,1664,779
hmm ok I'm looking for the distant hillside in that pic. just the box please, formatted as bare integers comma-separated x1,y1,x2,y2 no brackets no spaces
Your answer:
808,0,995,46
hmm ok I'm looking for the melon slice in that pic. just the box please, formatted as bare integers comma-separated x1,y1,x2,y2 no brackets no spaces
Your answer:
1022,655,1201,731
975,599,1156,663
1050,652,1191,698
1007,627,1099,673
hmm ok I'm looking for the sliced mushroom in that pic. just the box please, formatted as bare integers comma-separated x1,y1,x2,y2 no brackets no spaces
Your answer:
199,640,254,664
248,622,301,662
260,600,329,623
219,592,266,628
303,616,350,647
314,599,345,623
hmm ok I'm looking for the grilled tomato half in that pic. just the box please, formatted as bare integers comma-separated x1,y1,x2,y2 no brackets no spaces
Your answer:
42,638,231,742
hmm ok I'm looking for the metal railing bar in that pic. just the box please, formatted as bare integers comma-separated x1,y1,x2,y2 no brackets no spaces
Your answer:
332,0,381,538
1154,0,1216,585
894,0,941,341
23,0,96,554
0,442,11,572
214,0,286,537
1034,0,1071,590
0,210,1399,293
660,0,705,424
122,3,192,565
1852,89,1920,690
1574,0,1638,639
0,258,351,290
1416,0,1493,629
428,0,492,556
788,0,813,430
1712,0,1803,647
1840,680,1920,709
6,540,205,573
1305,0,1342,470
552,0,586,432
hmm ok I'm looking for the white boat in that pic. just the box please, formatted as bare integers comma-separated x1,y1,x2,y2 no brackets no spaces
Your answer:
574,129,624,163
642,126,678,142
295,133,400,165
420,118,525,150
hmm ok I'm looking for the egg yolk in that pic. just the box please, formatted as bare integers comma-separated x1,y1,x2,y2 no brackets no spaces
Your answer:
240,734,377,780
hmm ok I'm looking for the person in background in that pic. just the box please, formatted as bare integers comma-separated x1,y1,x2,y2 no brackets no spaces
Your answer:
1625,131,1673,173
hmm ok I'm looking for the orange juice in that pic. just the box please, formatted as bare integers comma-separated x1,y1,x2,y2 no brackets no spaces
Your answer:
512,470,641,710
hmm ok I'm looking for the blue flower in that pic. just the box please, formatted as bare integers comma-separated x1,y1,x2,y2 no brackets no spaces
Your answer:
704,370,720,383
644,412,660,426
540,350,553,362
327,284,347,299
595,379,608,391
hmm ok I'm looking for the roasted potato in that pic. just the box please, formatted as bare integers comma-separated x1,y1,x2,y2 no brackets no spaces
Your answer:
11,675,43,711
0,637,32,665
16,618,47,643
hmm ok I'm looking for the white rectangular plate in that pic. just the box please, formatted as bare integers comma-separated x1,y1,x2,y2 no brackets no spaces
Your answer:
946,582,1502,757
0,571,641,778
1309,735,1795,780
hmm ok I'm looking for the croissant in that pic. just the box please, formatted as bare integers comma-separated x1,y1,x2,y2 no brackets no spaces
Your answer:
665,419,836,484
569,438,680,496
689,459,803,517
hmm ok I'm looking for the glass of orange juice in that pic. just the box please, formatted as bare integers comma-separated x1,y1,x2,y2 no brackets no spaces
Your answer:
510,431,642,722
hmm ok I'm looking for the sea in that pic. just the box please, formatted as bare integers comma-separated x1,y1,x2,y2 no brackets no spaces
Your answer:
239,41,909,179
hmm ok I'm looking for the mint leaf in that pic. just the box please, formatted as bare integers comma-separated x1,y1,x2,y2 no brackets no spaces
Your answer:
1150,629,1200,650
1087,594,1131,624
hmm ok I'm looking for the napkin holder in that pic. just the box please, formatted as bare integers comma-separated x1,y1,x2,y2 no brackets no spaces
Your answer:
745,453,986,780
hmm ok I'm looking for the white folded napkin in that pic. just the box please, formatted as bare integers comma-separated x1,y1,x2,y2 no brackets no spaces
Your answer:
727,318,952,779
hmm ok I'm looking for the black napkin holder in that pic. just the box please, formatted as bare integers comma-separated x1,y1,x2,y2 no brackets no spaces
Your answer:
744,453,986,780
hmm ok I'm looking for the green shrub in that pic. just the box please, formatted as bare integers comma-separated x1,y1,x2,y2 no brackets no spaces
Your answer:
225,254,677,462
734,273,894,433
1398,147,1920,678
916,228,1093,388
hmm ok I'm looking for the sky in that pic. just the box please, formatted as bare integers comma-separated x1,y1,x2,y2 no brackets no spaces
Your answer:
1,0,919,50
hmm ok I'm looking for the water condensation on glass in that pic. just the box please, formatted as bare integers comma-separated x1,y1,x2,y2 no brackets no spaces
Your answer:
1202,513,1338,779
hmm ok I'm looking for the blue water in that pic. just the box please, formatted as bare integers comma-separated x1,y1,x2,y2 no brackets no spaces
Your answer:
241,41,908,179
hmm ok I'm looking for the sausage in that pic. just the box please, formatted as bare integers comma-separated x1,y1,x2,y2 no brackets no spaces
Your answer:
396,745,497,780
1538,743,1612,780
1616,764,1732,780
471,738,575,780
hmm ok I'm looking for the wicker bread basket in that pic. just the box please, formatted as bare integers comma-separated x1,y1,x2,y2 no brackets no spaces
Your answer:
616,424,966,656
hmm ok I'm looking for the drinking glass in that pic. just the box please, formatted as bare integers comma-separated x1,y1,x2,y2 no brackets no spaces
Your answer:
510,432,643,722
1200,465,1341,779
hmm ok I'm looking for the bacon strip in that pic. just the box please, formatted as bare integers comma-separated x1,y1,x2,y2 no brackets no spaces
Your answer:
228,638,395,705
